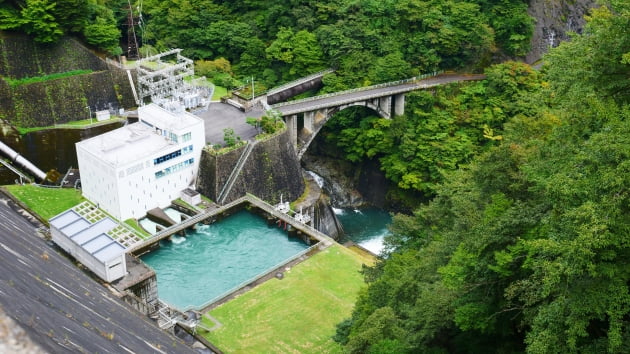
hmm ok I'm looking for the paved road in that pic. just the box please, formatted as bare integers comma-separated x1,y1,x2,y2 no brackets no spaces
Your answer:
0,196,197,353
273,74,486,116
195,102,265,146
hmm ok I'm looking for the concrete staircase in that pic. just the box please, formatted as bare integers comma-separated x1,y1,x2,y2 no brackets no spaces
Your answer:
217,141,257,205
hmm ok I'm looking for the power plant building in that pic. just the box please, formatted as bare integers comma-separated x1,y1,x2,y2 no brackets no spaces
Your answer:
49,208,127,282
76,104,205,221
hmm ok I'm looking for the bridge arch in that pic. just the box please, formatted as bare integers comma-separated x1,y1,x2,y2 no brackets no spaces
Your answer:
294,104,388,159
272,72,486,159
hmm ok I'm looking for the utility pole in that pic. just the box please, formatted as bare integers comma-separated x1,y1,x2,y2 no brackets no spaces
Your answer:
251,76,254,100
86,106,92,124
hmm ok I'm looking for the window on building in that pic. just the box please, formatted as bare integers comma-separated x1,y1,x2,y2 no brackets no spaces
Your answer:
182,132,192,142
182,145,193,154
154,149,182,165
169,132,178,143
154,158,195,179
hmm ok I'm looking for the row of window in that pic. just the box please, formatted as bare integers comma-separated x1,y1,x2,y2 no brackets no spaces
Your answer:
154,149,181,165
153,144,194,166
155,158,194,179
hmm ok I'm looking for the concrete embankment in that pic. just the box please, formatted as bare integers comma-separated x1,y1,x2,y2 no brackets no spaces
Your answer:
196,128,304,205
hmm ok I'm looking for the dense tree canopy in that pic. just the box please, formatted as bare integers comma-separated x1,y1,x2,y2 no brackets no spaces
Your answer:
318,61,540,202
335,1,630,352
0,0,121,53
136,0,533,87
2,0,626,352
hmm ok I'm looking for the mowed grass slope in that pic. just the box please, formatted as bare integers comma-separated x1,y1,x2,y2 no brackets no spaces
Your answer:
201,244,369,353
3,184,84,220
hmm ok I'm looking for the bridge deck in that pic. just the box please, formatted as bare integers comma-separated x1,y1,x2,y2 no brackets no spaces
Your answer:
272,73,485,116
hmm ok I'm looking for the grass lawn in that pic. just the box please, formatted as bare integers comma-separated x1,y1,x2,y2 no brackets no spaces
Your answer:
212,85,227,100
123,219,151,239
3,184,84,220
200,244,369,353
16,117,123,135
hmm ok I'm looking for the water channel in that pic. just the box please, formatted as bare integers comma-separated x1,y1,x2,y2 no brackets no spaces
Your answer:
140,210,309,310
336,207,392,255
0,122,124,184
0,123,392,308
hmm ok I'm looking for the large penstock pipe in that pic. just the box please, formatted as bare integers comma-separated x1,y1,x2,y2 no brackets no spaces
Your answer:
0,141,47,181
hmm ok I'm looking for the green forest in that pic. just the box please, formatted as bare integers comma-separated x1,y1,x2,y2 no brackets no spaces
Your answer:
332,2,630,353
1,0,628,352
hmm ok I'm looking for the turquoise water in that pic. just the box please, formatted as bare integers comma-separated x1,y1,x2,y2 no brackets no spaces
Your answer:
141,210,308,310
335,207,392,255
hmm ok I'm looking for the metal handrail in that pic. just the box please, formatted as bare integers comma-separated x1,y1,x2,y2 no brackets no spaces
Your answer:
275,84,427,116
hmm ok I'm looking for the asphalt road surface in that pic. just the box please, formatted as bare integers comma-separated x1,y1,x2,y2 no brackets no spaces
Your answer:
196,102,265,146
0,195,197,353
273,74,486,116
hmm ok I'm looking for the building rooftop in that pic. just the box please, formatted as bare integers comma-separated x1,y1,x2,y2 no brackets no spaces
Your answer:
50,209,126,263
77,121,172,167
77,103,202,167
138,103,202,133
181,188,200,197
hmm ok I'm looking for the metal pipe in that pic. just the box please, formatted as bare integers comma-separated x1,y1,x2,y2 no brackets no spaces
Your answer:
0,141,47,181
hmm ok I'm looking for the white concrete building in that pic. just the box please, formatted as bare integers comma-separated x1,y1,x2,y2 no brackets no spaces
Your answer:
181,188,201,206
50,208,127,282
76,104,205,220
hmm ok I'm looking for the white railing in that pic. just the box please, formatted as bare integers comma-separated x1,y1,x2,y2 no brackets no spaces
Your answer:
276,85,425,116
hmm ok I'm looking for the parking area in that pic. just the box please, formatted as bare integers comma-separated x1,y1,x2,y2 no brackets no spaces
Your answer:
195,102,266,146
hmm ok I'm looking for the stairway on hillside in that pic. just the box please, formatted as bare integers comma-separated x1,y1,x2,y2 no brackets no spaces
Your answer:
217,141,257,204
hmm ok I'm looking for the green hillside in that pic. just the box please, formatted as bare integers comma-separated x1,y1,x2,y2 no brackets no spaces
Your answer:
0,33,135,128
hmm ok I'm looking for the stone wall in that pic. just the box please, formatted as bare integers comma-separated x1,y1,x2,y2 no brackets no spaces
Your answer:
197,129,305,205
0,32,136,127
1,69,135,127
0,34,108,78
196,143,242,201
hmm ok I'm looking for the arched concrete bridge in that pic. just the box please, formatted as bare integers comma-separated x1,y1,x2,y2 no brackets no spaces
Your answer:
270,72,486,159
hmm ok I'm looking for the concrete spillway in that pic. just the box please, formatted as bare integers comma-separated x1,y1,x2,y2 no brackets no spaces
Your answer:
0,140,47,181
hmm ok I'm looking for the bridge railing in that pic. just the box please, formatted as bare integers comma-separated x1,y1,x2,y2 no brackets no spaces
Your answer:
271,71,444,109
276,85,427,116
266,68,335,96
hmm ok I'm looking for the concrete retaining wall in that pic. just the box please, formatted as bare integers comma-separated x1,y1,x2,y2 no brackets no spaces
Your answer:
197,129,304,205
